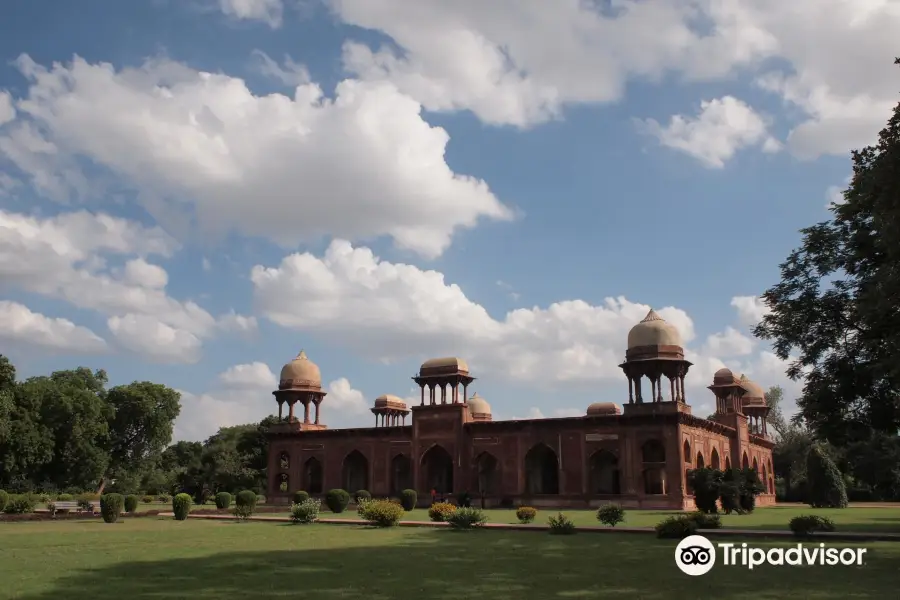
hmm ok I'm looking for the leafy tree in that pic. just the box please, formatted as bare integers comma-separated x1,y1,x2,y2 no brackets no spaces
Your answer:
844,433,900,500
807,444,849,508
764,385,788,438
102,382,181,491
754,60,900,446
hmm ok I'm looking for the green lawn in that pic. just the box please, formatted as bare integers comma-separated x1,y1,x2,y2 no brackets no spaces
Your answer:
313,505,900,533
0,519,896,599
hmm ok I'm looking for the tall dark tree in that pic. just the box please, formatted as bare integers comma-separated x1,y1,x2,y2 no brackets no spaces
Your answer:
764,385,788,438
754,59,900,445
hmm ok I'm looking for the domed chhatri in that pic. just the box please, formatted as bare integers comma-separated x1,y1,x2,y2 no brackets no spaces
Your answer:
420,356,469,374
739,375,767,407
279,350,322,390
466,392,492,422
372,394,409,427
713,367,739,385
626,309,683,350
272,350,328,428
586,402,622,416
413,356,476,406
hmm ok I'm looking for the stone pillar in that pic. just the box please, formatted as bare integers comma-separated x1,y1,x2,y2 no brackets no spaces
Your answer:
314,400,321,425
278,401,283,420
657,375,664,402
303,402,310,424
420,385,425,406
680,375,687,403
635,376,643,403
670,377,676,402
628,376,634,403
288,400,296,422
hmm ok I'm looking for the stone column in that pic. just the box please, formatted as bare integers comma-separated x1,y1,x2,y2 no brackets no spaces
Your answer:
628,376,634,403
288,400,295,422
670,377,676,402
303,402,310,424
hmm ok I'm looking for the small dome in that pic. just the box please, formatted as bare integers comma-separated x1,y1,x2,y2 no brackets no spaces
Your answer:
627,309,683,350
420,357,469,373
279,350,322,389
374,394,408,409
713,367,736,384
586,402,622,416
740,375,766,407
466,393,491,415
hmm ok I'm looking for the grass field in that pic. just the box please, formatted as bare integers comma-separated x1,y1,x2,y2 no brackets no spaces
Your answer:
1,518,898,599
305,505,900,532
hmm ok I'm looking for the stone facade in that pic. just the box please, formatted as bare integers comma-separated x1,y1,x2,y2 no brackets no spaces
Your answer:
267,311,776,510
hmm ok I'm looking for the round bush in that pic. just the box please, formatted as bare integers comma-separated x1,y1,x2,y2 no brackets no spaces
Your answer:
293,490,310,504
215,491,232,509
516,506,537,524
0,490,9,512
325,489,351,513
354,489,372,503
124,494,139,513
360,499,404,527
233,490,257,519
399,489,417,511
655,515,698,539
100,493,124,523
290,498,321,524
789,514,836,537
157,494,171,503
57,493,74,502
4,494,36,514
688,511,722,529
141,495,155,504
173,493,192,521
596,504,625,527
428,502,456,522
447,507,487,530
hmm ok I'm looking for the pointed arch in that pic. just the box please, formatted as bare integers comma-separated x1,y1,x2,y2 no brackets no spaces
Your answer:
304,457,323,494
742,452,750,469
725,456,732,470
588,450,620,495
342,450,369,493
525,443,559,495
390,453,412,495
683,440,692,463
710,448,720,470
696,452,705,469
421,444,453,494
475,451,500,495
752,457,759,472
641,439,666,495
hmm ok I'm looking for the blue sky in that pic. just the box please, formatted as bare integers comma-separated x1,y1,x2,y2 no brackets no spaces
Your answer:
0,0,894,441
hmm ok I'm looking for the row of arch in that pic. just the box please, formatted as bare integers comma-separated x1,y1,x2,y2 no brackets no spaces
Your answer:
275,440,670,497
682,440,775,495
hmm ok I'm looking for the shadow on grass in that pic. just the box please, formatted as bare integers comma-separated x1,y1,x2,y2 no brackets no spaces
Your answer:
13,525,900,600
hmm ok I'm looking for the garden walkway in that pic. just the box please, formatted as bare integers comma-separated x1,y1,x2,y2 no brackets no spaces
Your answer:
159,512,900,542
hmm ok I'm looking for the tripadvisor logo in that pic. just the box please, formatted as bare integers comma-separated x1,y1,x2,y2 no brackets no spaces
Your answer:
674,535,868,576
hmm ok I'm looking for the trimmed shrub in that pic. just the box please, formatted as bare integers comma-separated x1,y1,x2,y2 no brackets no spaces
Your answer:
124,494,139,513
516,506,537,524
141,495,155,504
256,494,265,504
596,504,626,527
399,489,417,511
688,467,723,514
354,489,371,503
548,512,576,535
293,490,310,505
100,493,124,523
325,489,351,514
57,493,74,502
356,497,371,518
215,492,232,509
655,515,698,539
688,512,722,529
290,498,321,524
428,502,456,522
447,507,487,530
4,494,36,514
173,493,192,521
719,469,742,514
738,468,765,513
807,445,849,508
157,494,171,503
361,499,404,527
0,490,7,512
233,490,257,519
789,515,836,537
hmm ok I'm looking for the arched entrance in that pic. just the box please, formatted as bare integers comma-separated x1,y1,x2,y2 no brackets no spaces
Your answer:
475,452,499,495
421,445,454,495
696,452,705,469
342,450,369,492
588,450,620,495
390,454,412,494
711,448,721,470
525,443,559,495
304,457,323,494
742,452,750,469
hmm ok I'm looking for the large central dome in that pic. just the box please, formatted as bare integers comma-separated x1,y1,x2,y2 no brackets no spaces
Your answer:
627,309,683,350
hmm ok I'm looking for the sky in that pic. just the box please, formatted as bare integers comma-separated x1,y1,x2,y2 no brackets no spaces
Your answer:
0,0,895,442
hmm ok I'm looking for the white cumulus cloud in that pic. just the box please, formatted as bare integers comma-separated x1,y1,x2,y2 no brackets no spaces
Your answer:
0,300,107,353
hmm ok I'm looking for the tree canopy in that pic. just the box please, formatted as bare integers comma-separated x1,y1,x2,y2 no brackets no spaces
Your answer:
754,58,900,446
